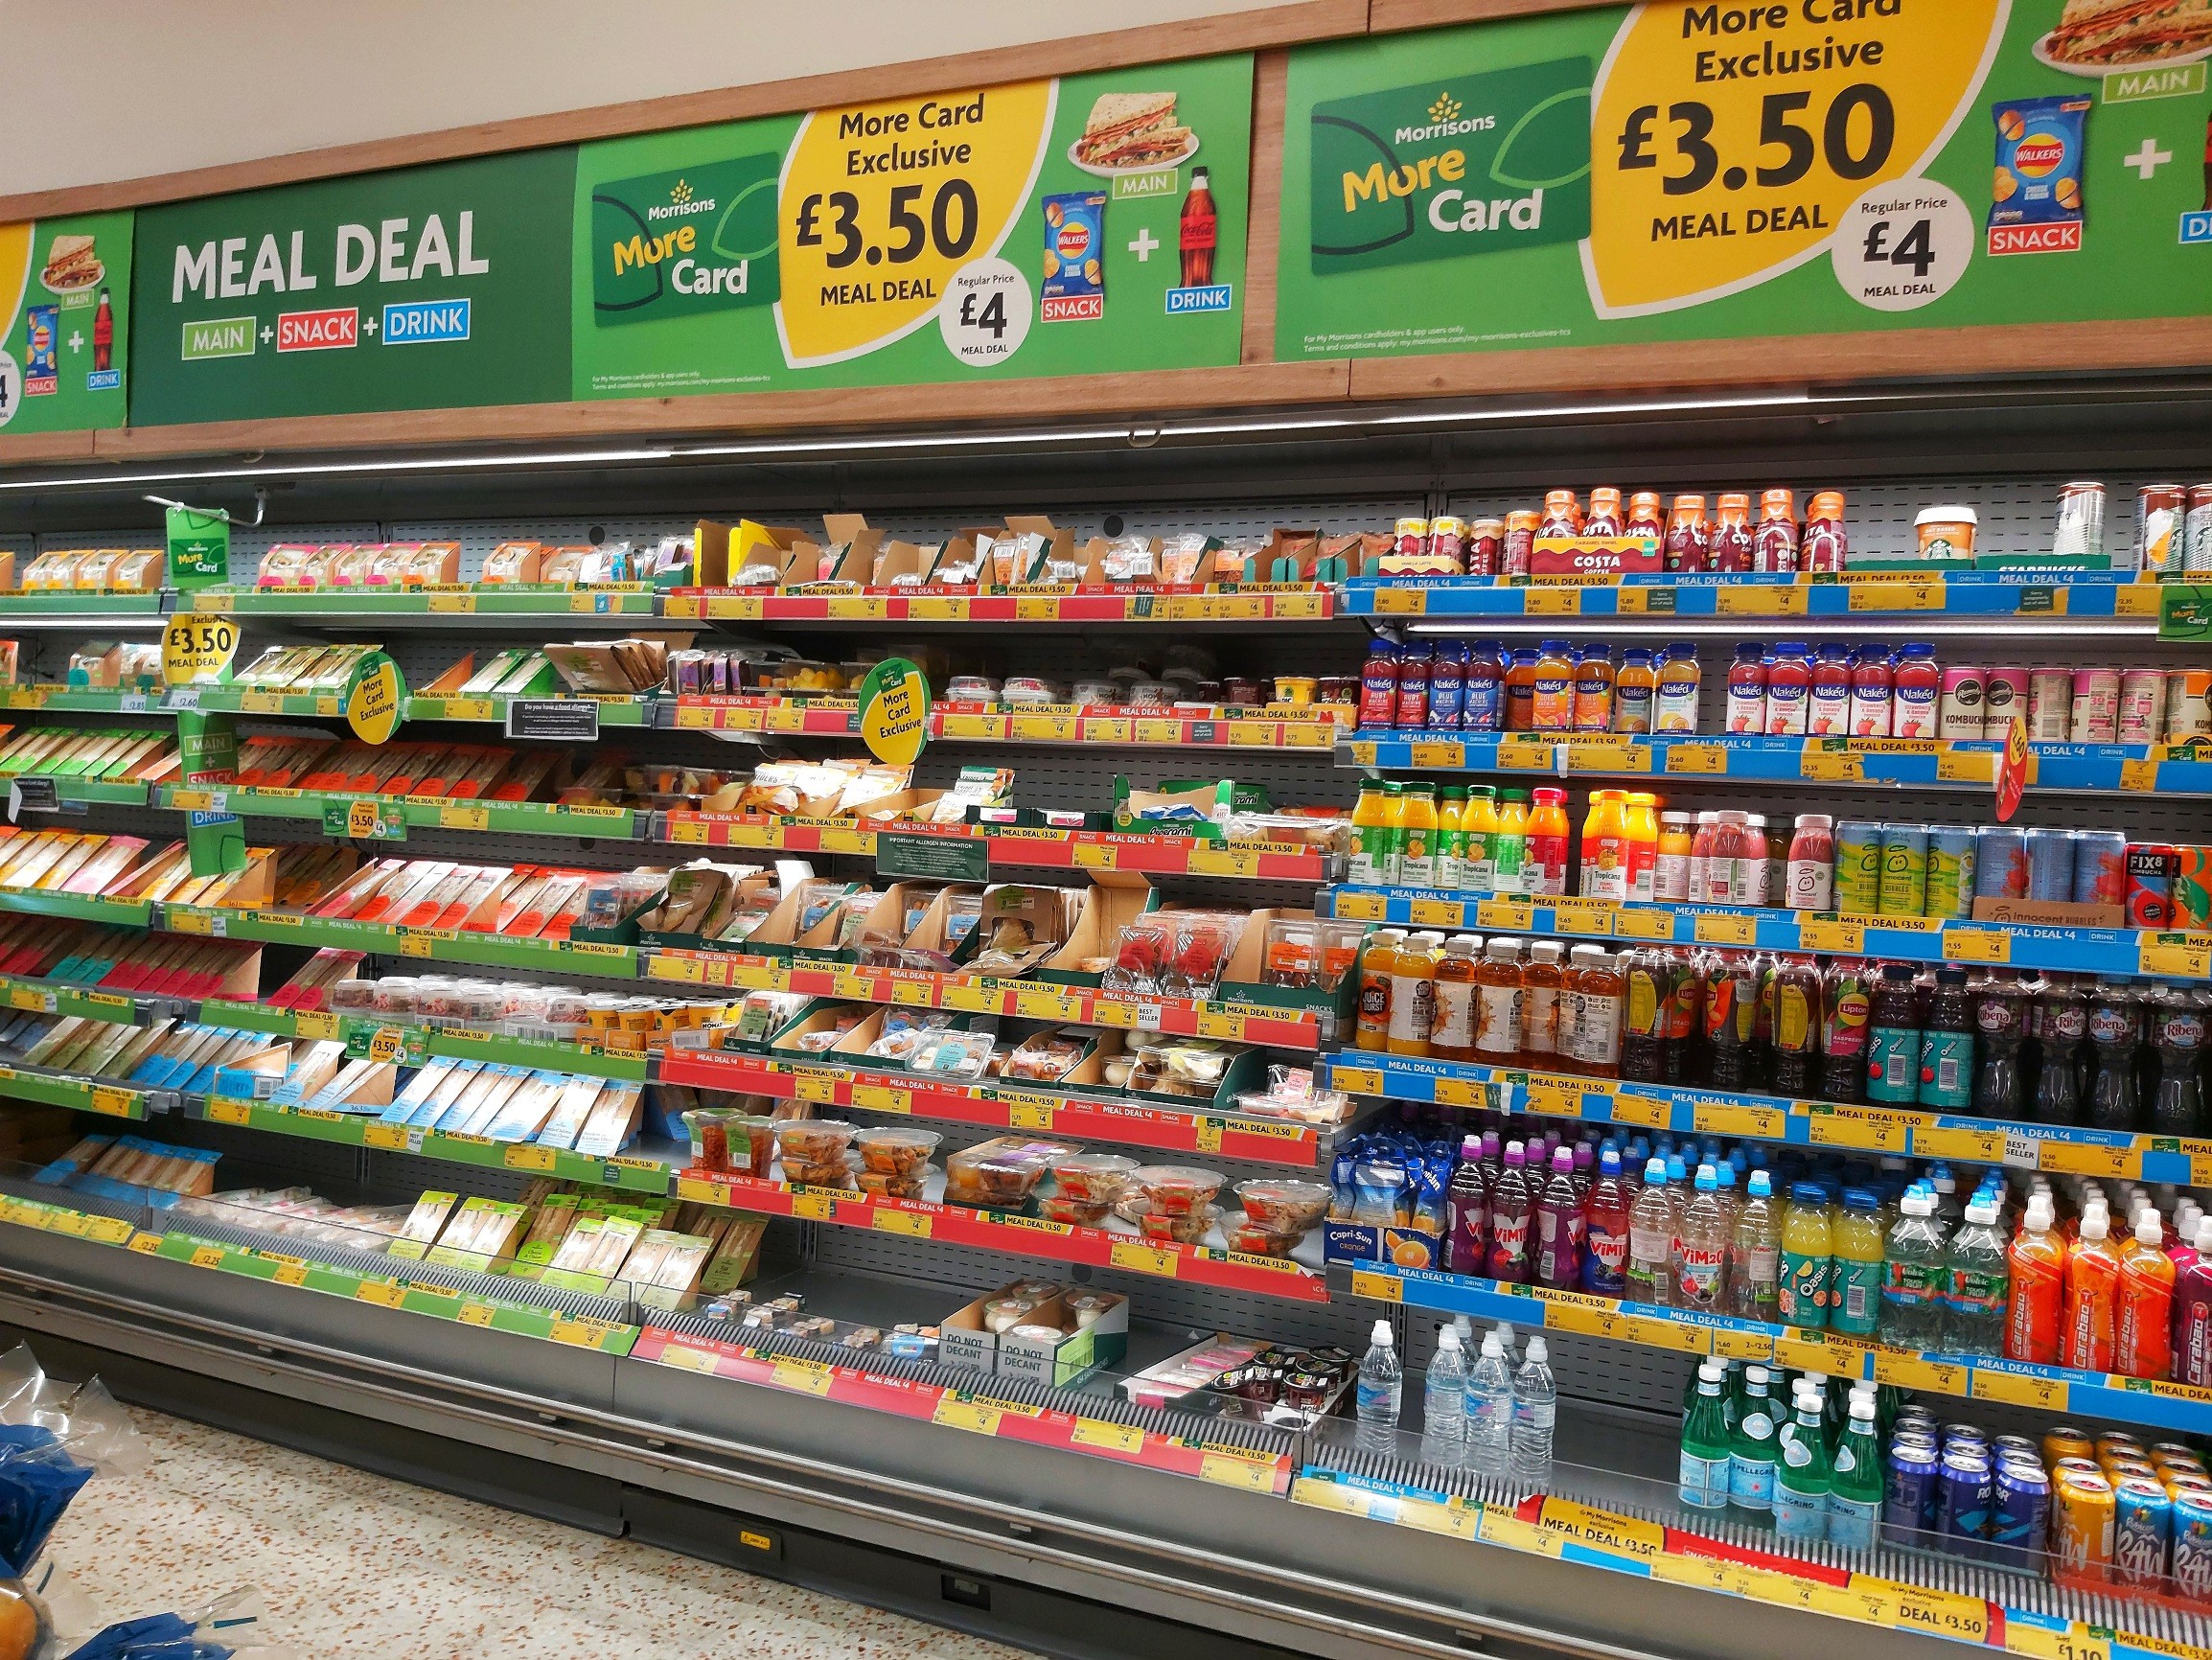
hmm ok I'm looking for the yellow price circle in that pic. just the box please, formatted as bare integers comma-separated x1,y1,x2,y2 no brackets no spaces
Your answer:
162,613,240,686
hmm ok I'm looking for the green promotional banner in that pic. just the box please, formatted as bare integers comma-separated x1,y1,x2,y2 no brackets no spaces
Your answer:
1279,3,2212,361
0,211,131,434
570,55,1251,397
129,150,574,425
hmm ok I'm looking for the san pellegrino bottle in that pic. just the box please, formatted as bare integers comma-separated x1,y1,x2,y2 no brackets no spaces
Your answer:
1773,1384,1832,1542
1826,1389,1883,1552
1679,1360,1732,1510
1728,1366,1779,1523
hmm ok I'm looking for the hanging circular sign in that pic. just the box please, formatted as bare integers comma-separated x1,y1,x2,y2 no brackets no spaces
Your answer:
161,613,240,686
344,655,406,746
856,657,930,767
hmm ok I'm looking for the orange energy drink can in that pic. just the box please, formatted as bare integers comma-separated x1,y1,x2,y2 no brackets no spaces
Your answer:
2097,1433,2146,1461
2043,1428,2096,1464
2054,1470,2117,1584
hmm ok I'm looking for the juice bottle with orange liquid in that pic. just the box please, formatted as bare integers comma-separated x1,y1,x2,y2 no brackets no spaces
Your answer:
2062,1206,2122,1372
1430,934,1481,1063
1528,786,1571,896
2116,1210,2177,1379
1624,792,1661,903
1387,931,1441,1056
2005,1194,2064,1364
1530,641,1577,732
1583,790,1631,903
1462,786,1499,893
1354,929,1405,1052
1397,783,1439,887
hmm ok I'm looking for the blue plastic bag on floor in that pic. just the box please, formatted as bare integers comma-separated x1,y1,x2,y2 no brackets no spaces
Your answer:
61,1588,292,1660
0,1349,141,1582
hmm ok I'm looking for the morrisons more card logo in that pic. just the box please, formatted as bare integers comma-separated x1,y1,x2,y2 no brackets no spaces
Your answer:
589,155,782,326
1309,58,1592,275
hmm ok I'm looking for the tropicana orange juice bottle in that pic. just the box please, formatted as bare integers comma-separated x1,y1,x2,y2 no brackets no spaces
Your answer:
1624,792,1661,903
1583,790,1631,904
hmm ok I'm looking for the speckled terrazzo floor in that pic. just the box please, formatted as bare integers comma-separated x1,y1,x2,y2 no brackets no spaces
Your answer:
40,1405,1042,1659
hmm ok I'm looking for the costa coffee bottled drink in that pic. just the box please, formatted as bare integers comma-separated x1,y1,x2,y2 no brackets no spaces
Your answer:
1665,496,1711,572
1584,487,1624,538
1754,488,1800,573
1712,493,1755,572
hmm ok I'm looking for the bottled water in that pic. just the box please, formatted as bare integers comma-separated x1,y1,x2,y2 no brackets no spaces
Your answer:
1463,1331,1514,1477
1419,1326,1468,1467
1509,1334,1557,1492
1354,1319,1402,1455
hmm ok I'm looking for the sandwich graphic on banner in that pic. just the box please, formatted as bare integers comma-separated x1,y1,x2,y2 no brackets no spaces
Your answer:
2040,0,2212,67
1074,93,1194,171
40,234,103,293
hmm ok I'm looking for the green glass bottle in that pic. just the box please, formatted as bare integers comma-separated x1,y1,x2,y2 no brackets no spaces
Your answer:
1678,1361,1732,1512
1772,1384,1832,1543
1726,1366,1778,1524
1826,1390,1884,1553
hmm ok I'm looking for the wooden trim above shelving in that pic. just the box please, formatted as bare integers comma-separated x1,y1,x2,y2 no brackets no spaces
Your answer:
0,0,1369,222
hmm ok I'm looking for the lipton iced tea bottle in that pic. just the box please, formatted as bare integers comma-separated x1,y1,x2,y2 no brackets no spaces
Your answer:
1463,785,1499,893
1712,493,1755,572
1585,488,1624,538
1492,789,1531,895
1615,649,1656,735
1431,934,1482,1063
1355,929,1405,1051
1538,490,1582,540
1527,786,1571,897
1522,940,1565,1068
1802,491,1848,572
1348,779,1394,885
1387,930,1442,1056
1504,649,1540,731
1531,640,1576,731
1666,495,1711,572
1622,946,1668,1081
1397,783,1439,887
1770,953,1822,1096
1584,790,1630,903
1474,938,1526,1065
1655,643,1703,733
1572,647,1615,732
1624,793,1660,903
1755,488,1800,573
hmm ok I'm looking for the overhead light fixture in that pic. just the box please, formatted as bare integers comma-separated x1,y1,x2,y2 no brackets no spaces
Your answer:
0,445,683,494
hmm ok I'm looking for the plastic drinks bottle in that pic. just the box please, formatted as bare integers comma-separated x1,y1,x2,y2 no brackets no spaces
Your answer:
1396,783,1440,887
1463,1331,1514,1476
1474,938,1525,1065
1665,496,1711,572
1779,1183,1834,1329
2062,1207,2122,1372
2174,1216,2212,1386
1831,1187,1885,1337
1725,642,1767,733
1509,1335,1557,1491
1429,936,1481,1063
1433,787,1468,890
2150,985,2208,1138
1774,1386,1832,1542
1462,787,1500,893
1534,1147,1582,1290
1584,790,1630,901
1729,1366,1780,1523
1353,930,1404,1052
1878,1189,1948,1348
1348,779,1394,885
1445,1135,1489,1275
1354,1319,1403,1454
1940,1195,2010,1356
1827,1392,1884,1552
1674,1164,1728,1312
1729,1169,1783,1323
1628,1158,1675,1305
1530,641,1576,732
1487,1141,1533,1284
1491,791,1531,895
1624,792,1660,902
1419,1326,1468,1467
1386,931,1440,1057
1583,1148,1632,1296
1654,644,1703,732
2117,1210,2177,1379
1526,787,1571,897
1520,941,1564,1068
1680,1361,1733,1510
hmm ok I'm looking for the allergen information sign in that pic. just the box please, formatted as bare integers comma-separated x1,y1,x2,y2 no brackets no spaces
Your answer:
1277,3,2212,360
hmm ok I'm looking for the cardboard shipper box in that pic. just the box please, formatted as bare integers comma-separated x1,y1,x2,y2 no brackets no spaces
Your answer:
940,1283,1128,1387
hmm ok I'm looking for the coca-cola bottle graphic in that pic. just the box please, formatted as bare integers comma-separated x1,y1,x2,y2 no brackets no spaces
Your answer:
92,288,113,373
1180,167,1216,288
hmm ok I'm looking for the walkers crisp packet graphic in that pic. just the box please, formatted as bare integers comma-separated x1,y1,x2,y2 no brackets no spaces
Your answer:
589,155,782,325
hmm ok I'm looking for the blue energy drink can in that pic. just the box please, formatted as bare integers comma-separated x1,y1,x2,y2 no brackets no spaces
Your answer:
1993,1460,2052,1564
2027,828,2075,902
2114,1475,2173,1589
1937,1447,1993,1556
1925,826,1977,920
1886,1437,1941,1544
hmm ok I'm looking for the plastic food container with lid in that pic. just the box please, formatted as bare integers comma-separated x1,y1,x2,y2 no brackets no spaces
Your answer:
1038,1193,1113,1227
1049,1153,1140,1205
942,1137,1082,1210
1233,1178,1331,1234
1131,1165,1226,1218
684,1108,778,1177
857,1164,933,1200
773,1119,858,1161
853,1126,941,1176
1135,1201,1220,1246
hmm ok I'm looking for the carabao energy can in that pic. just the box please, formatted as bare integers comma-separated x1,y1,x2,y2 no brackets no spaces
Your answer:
1879,823,1929,917
1925,826,1976,920
1835,821,1882,915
